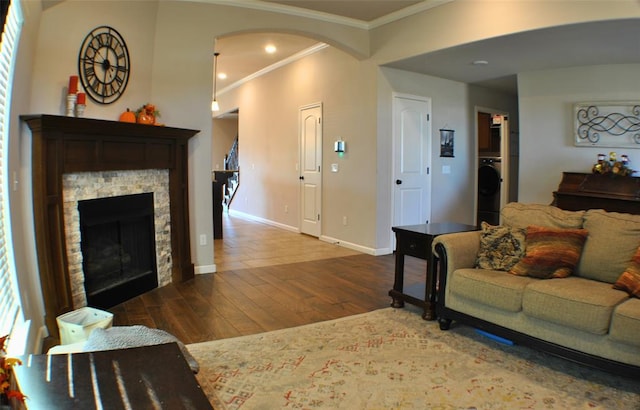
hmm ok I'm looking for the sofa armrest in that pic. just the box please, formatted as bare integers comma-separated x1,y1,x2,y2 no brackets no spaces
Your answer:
433,231,481,317
433,230,481,273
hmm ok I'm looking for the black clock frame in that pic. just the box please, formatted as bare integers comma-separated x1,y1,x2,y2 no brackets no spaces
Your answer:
78,25,130,105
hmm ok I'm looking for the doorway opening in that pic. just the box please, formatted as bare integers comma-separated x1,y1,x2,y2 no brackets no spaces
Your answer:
477,110,509,226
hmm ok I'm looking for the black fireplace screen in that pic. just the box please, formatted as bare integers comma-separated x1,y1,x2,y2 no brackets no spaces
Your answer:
78,193,158,309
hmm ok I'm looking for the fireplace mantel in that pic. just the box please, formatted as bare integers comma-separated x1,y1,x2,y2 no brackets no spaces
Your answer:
22,114,199,340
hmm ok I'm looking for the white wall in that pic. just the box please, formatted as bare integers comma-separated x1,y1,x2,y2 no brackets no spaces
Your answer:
518,64,640,204
377,68,471,236
376,67,517,248
219,46,379,250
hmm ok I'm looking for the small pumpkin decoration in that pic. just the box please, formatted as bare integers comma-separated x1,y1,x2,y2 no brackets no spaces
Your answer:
119,108,136,123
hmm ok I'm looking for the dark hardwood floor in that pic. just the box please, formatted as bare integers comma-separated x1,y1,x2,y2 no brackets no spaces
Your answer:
109,218,426,344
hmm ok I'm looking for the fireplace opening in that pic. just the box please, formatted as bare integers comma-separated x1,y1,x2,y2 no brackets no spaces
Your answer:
78,193,158,309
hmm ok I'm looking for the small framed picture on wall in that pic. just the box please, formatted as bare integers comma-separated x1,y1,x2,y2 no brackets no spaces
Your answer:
440,129,454,157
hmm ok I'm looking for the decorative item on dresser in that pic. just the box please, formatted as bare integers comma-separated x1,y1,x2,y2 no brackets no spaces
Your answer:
21,115,199,344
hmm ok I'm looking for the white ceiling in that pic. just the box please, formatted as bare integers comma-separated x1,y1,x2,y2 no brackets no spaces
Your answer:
385,18,640,95
214,33,319,94
263,0,425,22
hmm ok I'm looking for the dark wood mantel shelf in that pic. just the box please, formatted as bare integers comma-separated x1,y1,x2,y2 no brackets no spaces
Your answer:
21,114,199,341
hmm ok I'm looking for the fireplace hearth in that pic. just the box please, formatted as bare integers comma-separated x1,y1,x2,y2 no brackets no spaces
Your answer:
79,193,158,309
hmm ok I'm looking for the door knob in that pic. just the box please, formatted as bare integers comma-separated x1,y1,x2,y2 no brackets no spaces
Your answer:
299,176,304,180
395,179,402,185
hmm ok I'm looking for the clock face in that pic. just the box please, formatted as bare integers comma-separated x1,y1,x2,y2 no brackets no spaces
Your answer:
78,26,130,104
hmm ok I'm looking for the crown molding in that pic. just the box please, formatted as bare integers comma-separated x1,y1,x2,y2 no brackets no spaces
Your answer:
369,0,454,29
218,43,329,95
191,0,369,29
189,0,454,30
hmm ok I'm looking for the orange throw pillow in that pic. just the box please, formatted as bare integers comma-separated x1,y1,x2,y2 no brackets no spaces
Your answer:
613,246,640,298
509,225,588,279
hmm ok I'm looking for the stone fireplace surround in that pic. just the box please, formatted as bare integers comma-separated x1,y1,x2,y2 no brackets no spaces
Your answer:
63,169,172,308
22,115,199,341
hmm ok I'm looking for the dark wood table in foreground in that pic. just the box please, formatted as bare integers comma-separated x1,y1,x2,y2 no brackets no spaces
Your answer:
13,342,212,409
390,223,477,320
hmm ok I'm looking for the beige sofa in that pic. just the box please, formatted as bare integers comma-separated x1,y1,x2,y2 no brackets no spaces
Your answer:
433,203,640,378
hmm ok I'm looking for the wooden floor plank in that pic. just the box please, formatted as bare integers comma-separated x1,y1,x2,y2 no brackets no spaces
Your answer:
107,214,427,342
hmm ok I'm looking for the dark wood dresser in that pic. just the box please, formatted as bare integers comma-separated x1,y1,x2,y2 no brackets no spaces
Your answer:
552,172,640,214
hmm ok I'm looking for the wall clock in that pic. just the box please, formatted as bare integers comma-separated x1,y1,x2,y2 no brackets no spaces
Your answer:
78,26,130,104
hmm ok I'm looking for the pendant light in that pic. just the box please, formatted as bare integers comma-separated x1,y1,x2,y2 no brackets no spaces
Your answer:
211,52,220,112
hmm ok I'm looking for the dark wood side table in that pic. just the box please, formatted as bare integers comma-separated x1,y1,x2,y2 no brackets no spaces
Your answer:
13,343,212,409
390,223,477,320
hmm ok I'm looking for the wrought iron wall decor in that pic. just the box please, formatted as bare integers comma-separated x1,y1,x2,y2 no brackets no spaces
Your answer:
574,102,640,148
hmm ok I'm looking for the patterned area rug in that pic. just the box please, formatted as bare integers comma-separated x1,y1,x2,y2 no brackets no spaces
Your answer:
187,307,640,409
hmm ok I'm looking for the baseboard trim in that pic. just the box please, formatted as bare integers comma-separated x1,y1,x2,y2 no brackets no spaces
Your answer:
319,235,377,255
195,264,216,274
228,209,299,233
226,210,392,256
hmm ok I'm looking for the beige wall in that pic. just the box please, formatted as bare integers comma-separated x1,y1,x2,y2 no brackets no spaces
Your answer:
10,0,640,352
13,0,371,351
370,0,640,65
375,68,517,248
219,46,379,249
518,64,640,204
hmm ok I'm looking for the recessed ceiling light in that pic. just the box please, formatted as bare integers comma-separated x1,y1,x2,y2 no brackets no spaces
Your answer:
472,60,489,66
265,44,277,54
218,73,227,80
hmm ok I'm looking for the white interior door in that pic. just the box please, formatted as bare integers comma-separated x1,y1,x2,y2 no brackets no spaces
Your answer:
299,103,322,237
392,95,432,229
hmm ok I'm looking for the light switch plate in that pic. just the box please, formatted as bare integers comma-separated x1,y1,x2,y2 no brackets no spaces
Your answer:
331,163,339,172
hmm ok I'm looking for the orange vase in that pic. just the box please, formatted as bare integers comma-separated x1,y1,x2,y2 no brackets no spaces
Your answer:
137,112,155,125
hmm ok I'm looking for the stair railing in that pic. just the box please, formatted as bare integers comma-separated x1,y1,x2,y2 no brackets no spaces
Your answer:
223,137,239,207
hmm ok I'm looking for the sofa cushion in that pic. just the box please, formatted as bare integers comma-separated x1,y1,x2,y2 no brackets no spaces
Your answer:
577,209,640,283
509,225,588,279
450,268,538,312
613,245,640,298
609,298,640,347
475,222,526,271
501,203,585,230
522,277,629,335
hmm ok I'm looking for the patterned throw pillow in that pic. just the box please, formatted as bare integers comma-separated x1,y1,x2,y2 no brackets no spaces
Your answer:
509,225,588,279
475,222,526,271
613,246,640,298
